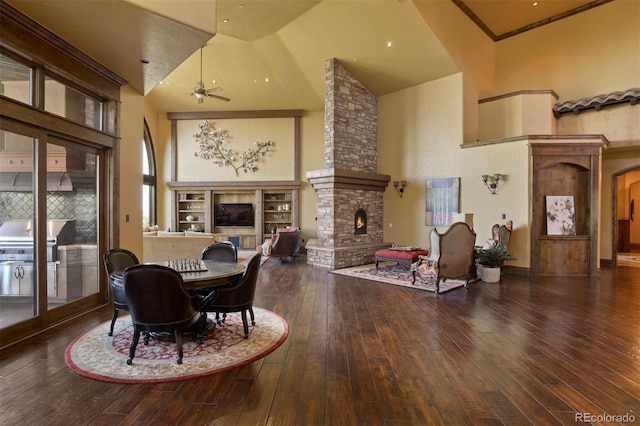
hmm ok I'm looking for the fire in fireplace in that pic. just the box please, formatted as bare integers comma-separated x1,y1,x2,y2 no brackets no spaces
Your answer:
354,208,367,235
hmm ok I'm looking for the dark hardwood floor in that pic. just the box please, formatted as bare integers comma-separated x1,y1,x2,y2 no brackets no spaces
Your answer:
1,259,639,425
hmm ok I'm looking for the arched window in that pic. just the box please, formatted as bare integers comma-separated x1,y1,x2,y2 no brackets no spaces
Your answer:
142,119,157,227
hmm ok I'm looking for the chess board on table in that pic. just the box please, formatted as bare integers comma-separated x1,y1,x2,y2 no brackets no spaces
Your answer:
167,259,207,273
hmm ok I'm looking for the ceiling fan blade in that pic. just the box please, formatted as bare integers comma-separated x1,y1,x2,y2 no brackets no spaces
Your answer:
205,87,223,93
179,84,195,90
206,93,231,102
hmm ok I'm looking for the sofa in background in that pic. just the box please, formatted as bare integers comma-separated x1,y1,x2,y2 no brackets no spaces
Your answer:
143,231,218,263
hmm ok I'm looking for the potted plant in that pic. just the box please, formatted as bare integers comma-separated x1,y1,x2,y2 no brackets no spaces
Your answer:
475,244,515,283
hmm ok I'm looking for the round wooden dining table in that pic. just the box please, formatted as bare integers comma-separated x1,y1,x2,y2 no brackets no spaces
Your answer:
110,259,246,290
110,259,247,336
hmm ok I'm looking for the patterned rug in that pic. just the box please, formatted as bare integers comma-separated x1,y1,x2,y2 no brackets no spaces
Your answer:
330,262,468,293
65,307,288,384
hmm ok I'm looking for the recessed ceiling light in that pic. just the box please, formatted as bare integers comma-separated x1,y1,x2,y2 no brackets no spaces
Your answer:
222,18,230,23
386,41,393,48
352,58,357,62
239,4,244,8
265,78,270,83
533,2,539,6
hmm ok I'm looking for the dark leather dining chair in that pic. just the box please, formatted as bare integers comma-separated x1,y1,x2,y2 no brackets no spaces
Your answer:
202,252,261,339
123,264,204,365
201,241,238,262
103,248,139,336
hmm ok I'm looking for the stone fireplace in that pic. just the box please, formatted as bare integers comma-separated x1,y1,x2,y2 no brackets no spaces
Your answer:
306,59,390,269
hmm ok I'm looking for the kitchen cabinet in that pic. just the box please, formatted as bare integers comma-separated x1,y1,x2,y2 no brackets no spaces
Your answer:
0,151,69,172
0,261,56,296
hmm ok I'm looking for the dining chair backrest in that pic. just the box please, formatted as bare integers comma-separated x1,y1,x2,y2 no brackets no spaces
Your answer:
104,248,139,278
103,248,139,304
201,241,238,262
123,264,199,326
211,252,261,308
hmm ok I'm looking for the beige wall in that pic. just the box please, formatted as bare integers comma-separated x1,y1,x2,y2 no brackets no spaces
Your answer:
495,1,639,103
175,118,296,181
478,92,558,141
413,0,495,144
298,110,325,243
118,86,145,259
378,73,531,268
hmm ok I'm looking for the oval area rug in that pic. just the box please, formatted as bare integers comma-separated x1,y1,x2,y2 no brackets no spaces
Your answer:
65,307,288,384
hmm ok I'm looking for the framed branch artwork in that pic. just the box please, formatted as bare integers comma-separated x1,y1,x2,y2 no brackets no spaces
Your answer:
425,177,460,226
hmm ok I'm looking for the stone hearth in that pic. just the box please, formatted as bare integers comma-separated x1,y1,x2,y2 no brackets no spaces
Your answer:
306,59,389,269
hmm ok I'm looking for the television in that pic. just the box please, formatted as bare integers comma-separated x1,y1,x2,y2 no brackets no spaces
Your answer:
214,203,254,227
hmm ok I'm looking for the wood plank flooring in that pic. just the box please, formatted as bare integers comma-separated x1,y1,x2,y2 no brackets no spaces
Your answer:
1,259,639,425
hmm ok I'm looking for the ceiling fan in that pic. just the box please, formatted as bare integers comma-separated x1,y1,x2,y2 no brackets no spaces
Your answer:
180,46,230,104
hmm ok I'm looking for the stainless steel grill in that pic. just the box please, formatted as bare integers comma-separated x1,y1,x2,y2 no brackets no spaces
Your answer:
0,219,75,296
0,219,76,262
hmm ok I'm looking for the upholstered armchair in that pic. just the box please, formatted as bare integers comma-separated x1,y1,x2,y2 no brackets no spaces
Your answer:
411,222,477,293
269,229,300,262
491,220,512,249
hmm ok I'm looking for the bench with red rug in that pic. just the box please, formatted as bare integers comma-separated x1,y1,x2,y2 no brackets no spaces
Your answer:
375,247,429,268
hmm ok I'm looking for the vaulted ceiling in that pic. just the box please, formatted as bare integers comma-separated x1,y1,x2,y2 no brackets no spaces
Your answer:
4,0,610,113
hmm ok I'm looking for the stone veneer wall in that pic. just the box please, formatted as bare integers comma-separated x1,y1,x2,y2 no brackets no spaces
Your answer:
306,59,389,269
324,58,378,172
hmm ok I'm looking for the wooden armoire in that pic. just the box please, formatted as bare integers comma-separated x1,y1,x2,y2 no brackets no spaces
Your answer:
530,137,607,276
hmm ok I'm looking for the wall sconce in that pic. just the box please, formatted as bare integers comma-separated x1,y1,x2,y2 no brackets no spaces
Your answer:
482,174,502,195
393,180,406,197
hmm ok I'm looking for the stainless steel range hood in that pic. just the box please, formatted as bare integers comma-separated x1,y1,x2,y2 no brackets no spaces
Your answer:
0,172,73,191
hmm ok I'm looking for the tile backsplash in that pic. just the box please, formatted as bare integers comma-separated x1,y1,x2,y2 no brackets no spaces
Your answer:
0,190,97,243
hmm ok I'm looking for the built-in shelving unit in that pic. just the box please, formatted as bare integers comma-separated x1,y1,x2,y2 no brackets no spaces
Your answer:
176,191,209,232
169,183,300,249
263,192,293,235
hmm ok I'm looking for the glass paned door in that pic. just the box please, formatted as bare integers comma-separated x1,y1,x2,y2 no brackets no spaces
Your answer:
47,142,99,313
0,130,36,328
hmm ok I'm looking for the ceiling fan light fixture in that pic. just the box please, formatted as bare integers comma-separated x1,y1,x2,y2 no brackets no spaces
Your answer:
179,46,230,104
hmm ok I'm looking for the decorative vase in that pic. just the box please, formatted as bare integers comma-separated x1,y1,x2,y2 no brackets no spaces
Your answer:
186,214,195,222
481,266,501,283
